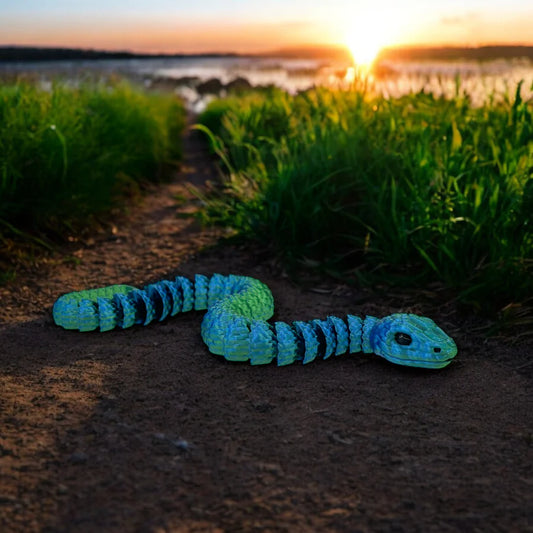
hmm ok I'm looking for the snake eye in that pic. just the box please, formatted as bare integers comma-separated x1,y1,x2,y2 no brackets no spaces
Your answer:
394,332,412,346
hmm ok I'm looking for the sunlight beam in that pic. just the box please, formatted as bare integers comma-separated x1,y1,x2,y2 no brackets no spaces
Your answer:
343,8,400,68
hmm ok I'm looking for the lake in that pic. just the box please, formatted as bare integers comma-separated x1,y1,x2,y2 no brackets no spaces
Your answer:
1,54,532,110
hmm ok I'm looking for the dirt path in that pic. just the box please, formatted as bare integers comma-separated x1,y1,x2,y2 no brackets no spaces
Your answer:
0,123,531,532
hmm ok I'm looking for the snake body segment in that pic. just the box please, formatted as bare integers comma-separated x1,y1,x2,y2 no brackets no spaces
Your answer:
53,274,457,369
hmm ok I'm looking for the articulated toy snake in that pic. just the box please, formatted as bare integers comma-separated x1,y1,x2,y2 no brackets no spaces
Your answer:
53,274,457,369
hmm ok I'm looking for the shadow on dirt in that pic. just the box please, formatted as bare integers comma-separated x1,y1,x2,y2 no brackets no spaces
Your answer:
1,257,531,532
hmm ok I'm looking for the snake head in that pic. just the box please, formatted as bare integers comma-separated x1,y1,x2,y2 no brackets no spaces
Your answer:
369,313,457,369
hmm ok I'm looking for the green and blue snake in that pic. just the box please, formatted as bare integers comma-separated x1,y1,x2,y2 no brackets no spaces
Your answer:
53,274,457,369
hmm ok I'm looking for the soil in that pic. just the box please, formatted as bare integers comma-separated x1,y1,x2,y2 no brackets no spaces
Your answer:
0,121,531,533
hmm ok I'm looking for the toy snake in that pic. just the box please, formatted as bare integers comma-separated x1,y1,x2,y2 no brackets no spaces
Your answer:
53,274,457,369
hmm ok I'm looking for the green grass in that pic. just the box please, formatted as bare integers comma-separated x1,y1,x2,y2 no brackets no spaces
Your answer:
0,80,185,257
197,84,533,317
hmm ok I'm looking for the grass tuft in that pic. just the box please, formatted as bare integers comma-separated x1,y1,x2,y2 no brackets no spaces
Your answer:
198,85,532,318
0,80,185,264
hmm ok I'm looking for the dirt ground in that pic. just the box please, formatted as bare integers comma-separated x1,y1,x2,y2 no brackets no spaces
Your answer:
0,124,531,533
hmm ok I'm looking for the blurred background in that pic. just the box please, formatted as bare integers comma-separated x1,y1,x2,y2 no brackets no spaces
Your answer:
1,0,532,111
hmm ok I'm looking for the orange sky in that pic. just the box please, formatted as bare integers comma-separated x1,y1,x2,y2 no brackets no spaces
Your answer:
1,1,532,54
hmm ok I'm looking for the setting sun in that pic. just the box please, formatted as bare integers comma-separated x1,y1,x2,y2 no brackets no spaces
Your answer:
344,9,396,67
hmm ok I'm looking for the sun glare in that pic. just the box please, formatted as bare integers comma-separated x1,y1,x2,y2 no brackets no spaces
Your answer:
344,9,395,68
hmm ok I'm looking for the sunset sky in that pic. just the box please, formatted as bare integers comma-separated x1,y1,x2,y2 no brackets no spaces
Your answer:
1,0,532,55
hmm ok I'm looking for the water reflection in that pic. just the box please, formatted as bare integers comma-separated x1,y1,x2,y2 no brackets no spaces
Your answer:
1,55,531,111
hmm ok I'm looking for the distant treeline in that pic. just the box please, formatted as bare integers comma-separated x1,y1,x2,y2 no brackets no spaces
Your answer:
1,45,532,63
379,45,533,62
0,46,239,62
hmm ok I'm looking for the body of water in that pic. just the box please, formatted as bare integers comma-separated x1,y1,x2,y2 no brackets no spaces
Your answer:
1,55,532,110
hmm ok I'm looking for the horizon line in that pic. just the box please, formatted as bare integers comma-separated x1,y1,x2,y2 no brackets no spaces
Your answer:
2,42,533,56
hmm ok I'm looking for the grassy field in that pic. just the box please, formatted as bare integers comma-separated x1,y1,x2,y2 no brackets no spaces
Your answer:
198,84,532,318
0,81,185,268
